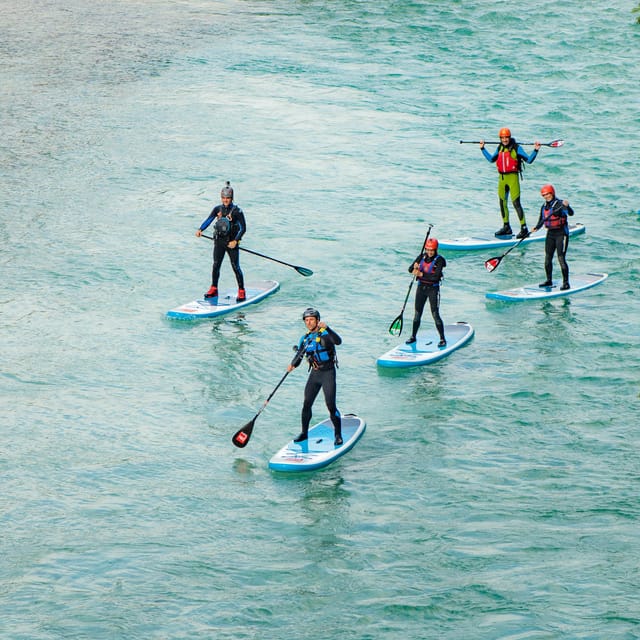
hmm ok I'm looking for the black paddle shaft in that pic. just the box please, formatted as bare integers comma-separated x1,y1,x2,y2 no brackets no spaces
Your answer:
231,343,306,448
485,232,531,272
200,235,313,276
388,224,433,336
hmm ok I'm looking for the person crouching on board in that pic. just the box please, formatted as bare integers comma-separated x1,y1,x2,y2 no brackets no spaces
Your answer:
195,181,247,302
288,308,343,446
531,184,574,291
406,237,447,348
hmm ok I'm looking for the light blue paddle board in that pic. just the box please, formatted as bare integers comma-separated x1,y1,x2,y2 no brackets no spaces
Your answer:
439,223,585,251
166,280,279,319
268,414,366,472
486,272,608,301
377,321,474,368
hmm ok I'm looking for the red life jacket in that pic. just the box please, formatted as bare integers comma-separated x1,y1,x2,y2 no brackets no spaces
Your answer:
418,255,442,285
543,202,565,229
496,145,519,174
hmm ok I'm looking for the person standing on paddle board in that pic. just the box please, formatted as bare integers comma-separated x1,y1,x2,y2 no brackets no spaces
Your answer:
480,128,541,239
195,181,247,302
531,184,574,290
287,308,343,446
406,237,447,347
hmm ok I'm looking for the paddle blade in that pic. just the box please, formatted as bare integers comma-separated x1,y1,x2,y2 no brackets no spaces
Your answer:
548,139,564,148
295,266,314,277
388,315,403,336
232,418,256,448
485,257,500,272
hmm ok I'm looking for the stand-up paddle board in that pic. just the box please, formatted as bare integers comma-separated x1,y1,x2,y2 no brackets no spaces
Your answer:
486,272,608,301
439,223,585,251
377,321,474,368
268,414,366,472
166,280,279,319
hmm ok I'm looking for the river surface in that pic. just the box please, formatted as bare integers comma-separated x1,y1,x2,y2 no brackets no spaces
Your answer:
2,1,639,638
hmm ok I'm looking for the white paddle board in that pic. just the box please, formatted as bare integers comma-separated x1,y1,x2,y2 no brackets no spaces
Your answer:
377,321,474,368
486,272,608,301
166,280,279,319
439,223,585,251
268,414,366,472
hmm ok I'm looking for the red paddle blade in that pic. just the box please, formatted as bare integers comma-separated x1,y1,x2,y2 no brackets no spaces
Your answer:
232,419,255,448
485,258,500,272
549,139,564,147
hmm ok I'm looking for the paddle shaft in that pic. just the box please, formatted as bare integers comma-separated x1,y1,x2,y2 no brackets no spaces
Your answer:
388,225,433,335
459,139,563,147
485,233,530,271
200,235,312,276
231,344,306,447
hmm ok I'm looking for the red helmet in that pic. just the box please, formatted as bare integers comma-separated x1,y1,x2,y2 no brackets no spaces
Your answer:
499,127,511,138
425,238,438,251
540,184,555,197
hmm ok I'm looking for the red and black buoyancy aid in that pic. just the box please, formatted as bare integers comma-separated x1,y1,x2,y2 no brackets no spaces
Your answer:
417,254,445,286
543,200,566,230
496,143,520,174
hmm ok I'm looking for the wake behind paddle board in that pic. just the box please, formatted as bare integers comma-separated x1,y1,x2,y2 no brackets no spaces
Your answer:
268,414,366,472
166,280,279,319
486,272,608,301
377,321,474,368
439,223,585,251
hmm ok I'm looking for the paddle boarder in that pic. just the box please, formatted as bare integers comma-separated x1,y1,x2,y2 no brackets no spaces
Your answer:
531,184,574,290
480,128,541,239
288,308,343,446
195,181,247,301
406,237,447,347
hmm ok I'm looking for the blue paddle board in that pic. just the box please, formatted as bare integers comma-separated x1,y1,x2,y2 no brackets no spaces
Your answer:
377,321,474,368
486,272,608,301
439,223,585,251
166,280,279,319
268,414,366,472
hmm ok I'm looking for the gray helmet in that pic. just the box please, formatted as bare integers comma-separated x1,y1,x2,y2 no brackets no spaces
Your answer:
302,307,320,320
220,181,234,199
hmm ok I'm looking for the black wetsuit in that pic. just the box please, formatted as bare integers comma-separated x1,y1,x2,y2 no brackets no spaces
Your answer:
198,203,246,288
408,252,446,342
533,197,574,285
291,326,342,439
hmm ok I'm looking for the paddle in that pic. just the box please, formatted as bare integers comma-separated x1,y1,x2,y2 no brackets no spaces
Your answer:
459,139,565,147
388,224,433,336
484,232,531,272
200,235,313,277
231,369,292,448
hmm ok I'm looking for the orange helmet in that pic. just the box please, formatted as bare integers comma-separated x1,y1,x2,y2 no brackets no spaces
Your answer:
425,238,438,251
499,127,511,138
540,184,555,197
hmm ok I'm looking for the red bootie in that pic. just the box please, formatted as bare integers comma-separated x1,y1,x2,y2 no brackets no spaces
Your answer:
204,285,218,299
236,288,246,302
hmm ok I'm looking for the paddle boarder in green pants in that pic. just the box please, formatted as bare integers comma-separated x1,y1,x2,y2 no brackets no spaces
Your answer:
480,128,541,239
288,308,343,446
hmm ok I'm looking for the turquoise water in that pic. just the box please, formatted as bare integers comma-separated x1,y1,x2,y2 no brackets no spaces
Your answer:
2,1,639,638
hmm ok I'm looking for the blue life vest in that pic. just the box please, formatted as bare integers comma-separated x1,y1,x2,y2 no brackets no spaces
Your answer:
299,329,336,370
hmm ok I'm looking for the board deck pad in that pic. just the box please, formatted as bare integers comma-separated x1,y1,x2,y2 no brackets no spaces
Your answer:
268,414,366,472
439,223,585,251
486,272,608,301
166,280,279,319
377,321,474,368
